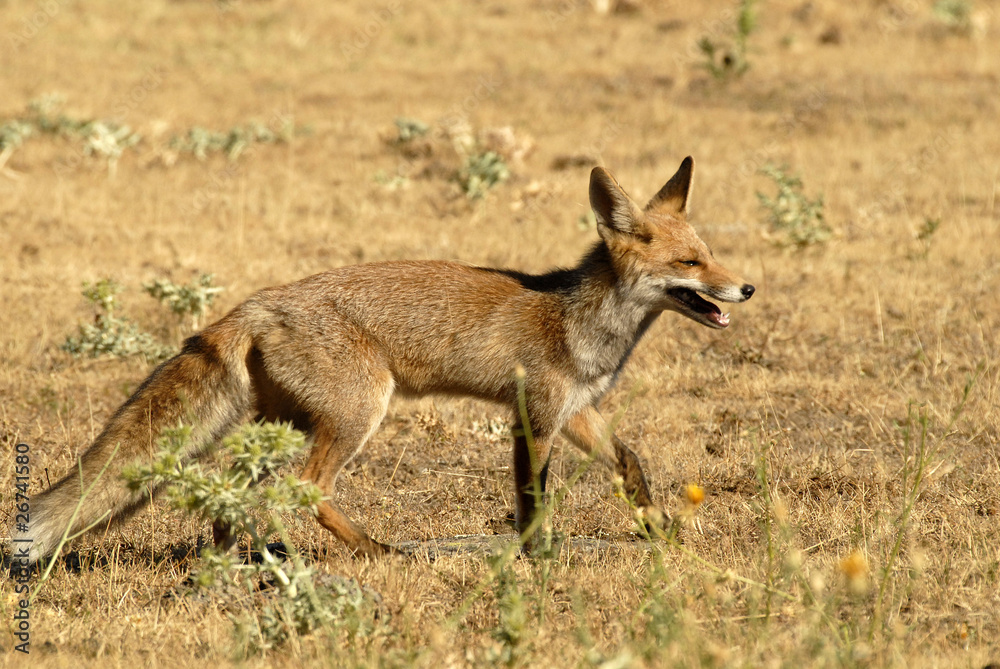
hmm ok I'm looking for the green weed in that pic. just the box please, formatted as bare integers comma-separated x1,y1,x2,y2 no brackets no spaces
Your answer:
170,122,294,160
698,0,757,80
143,273,224,330
459,150,510,199
757,163,830,248
0,120,33,169
83,121,140,175
933,0,973,33
393,117,430,144
61,279,173,363
123,422,375,655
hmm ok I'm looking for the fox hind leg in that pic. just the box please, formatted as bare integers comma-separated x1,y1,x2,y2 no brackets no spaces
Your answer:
246,319,401,557
299,374,398,558
214,381,396,558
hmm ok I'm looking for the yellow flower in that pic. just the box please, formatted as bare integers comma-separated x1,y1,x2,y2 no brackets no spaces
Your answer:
685,483,705,507
839,550,870,594
838,550,868,580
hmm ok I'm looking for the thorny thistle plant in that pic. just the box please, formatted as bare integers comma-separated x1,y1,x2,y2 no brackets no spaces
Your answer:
393,117,430,144
757,163,831,248
1,95,297,174
10,94,92,138
143,273,224,330
81,278,123,315
20,96,140,174
0,120,33,170
382,117,520,200
123,422,372,654
62,279,174,363
170,122,295,161
83,121,141,176
25,94,78,134
460,150,510,199
63,274,225,362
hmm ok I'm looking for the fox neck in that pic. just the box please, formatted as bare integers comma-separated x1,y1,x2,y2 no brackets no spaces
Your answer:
562,242,662,381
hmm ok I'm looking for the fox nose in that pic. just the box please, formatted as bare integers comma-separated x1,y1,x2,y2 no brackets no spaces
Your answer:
741,284,755,300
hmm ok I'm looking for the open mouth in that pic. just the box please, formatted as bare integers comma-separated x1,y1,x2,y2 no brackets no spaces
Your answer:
666,287,730,329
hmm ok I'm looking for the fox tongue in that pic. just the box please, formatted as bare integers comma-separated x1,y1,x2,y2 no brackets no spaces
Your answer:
700,298,728,327
666,287,730,328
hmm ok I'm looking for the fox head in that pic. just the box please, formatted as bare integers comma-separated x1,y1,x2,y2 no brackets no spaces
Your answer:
590,157,755,329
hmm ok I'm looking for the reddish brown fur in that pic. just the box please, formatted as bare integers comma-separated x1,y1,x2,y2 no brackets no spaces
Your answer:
13,158,754,561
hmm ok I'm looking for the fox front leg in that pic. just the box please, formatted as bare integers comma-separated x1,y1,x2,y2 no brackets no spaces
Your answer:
561,406,667,531
511,425,554,543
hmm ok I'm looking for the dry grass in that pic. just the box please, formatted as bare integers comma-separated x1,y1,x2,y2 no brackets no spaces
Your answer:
1,0,999,666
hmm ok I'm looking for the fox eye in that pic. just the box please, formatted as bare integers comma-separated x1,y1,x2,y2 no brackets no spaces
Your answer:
680,260,700,267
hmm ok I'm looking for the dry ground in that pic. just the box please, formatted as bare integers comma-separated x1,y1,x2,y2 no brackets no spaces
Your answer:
1,0,999,666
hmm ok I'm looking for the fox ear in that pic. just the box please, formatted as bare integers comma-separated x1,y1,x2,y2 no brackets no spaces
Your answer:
590,167,644,237
645,156,694,217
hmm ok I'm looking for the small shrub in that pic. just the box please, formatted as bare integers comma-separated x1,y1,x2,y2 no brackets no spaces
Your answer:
24,96,140,159
62,279,173,363
0,96,141,174
171,122,294,160
143,273,223,330
24,94,83,135
933,0,972,33
698,0,757,80
757,163,830,248
83,121,141,175
393,117,429,144
123,422,374,654
1,96,298,171
459,151,510,199
81,277,122,314
0,120,33,165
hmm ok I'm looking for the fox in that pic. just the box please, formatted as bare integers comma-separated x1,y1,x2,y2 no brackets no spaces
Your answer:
12,156,754,563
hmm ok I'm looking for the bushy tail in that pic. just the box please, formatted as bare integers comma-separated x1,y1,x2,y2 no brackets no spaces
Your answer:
12,316,254,564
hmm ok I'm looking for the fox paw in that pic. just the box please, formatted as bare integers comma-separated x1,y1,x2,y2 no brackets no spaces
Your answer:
634,505,673,538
